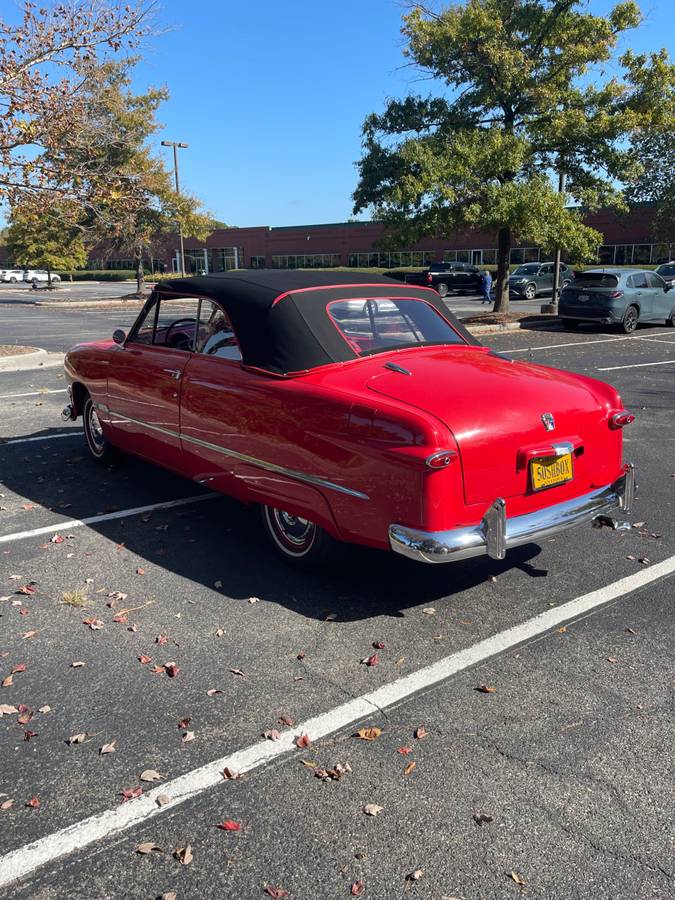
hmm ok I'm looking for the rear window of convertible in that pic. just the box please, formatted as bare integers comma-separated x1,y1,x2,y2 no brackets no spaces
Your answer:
327,297,464,356
572,273,619,289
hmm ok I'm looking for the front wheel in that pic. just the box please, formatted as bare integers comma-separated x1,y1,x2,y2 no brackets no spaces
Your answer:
83,395,117,465
9,277,17,283
621,305,639,334
436,282,449,298
523,283,537,300
665,306,675,327
260,505,339,568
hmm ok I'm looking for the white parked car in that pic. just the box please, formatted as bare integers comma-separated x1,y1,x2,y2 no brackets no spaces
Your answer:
23,269,61,284
0,268,26,283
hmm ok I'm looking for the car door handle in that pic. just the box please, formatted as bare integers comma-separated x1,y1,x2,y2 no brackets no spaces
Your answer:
163,368,182,380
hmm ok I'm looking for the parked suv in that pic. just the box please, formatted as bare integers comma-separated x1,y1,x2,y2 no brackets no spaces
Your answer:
0,268,26,283
655,262,675,289
405,261,482,296
23,269,61,284
508,262,573,300
560,268,674,333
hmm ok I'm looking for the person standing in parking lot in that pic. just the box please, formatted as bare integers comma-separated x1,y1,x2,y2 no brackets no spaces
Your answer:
481,269,492,304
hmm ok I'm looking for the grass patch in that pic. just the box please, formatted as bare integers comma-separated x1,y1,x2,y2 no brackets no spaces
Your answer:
61,591,89,609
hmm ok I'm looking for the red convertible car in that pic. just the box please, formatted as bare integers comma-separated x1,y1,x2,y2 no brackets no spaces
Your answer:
63,271,635,567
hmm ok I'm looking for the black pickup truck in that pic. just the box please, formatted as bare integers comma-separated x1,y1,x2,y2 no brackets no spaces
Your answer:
403,261,482,296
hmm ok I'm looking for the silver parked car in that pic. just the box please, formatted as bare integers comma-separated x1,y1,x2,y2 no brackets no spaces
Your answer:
560,268,674,333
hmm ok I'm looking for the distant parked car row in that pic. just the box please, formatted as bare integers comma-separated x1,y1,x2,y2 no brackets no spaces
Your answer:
404,260,574,300
0,268,61,284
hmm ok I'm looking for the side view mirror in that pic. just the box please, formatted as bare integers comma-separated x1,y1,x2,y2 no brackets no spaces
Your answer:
664,284,672,292
113,329,127,345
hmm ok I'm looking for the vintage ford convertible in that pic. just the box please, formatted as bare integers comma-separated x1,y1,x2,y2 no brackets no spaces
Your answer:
63,271,635,566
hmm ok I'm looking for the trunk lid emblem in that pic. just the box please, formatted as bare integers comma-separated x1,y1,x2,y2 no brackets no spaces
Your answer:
541,412,555,431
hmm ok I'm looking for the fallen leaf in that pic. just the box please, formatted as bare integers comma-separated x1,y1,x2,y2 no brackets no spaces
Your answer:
278,714,294,727
299,760,317,769
106,591,128,607
150,665,165,674
351,882,365,896
217,819,242,831
38,705,51,714
638,557,650,566
67,732,89,745
475,684,496,694
178,717,191,729
397,746,413,755
355,727,382,741
263,729,281,741
182,731,195,743
422,607,436,616
363,803,383,816
1,799,14,810
138,655,152,665
156,794,171,806
264,886,289,899
229,668,246,677
510,871,526,887
206,688,224,697
140,769,163,782
414,726,428,739
248,596,260,604
607,657,618,663
361,653,379,667
119,787,143,802
174,844,193,865
222,767,243,780
100,740,117,754
136,568,145,575
25,796,40,808
295,733,311,748
0,704,18,716
215,628,225,637
557,626,567,634
82,618,104,630
2,675,13,688
11,663,26,674
22,630,37,640
404,761,417,776
473,812,494,826
160,894,177,900
23,730,38,741
135,841,163,855
164,663,180,678
625,627,637,635
155,634,169,645
17,583,37,595
70,661,86,668
372,641,385,649
406,869,424,882
296,651,306,660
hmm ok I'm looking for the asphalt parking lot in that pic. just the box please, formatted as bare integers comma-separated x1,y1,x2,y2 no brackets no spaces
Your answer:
0,307,673,899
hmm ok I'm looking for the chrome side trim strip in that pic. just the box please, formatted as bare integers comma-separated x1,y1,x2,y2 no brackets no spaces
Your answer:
96,403,369,501
389,464,634,564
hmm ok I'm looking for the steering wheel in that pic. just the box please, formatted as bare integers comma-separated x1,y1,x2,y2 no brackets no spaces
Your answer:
165,318,196,350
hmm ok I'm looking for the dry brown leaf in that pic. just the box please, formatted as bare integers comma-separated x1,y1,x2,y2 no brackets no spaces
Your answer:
264,887,289,899
404,761,417,776
351,882,365,897
510,871,526,886
1,799,14,810
263,729,281,741
475,684,496,694
67,732,89,745
295,733,311,748
70,661,86,668
229,667,246,677
135,841,163,855
2,675,13,688
206,688,224,696
355,726,381,741
0,704,18,716
100,740,117,754
407,869,424,882
299,760,317,769
182,731,195,743
174,844,193,865
363,803,383,816
160,894,177,900
222,767,243,780
414,726,429,739
156,794,171,807
140,769,163,782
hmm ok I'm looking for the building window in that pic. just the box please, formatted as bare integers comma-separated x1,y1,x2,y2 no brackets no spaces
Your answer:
443,250,457,262
249,256,265,268
215,248,243,271
455,250,470,263
598,245,614,264
523,248,540,262
271,253,340,269
632,244,652,264
510,248,525,264
184,248,209,274
482,249,497,264
105,258,135,270
614,245,632,265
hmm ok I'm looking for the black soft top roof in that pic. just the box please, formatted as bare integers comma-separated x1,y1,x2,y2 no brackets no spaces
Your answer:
158,270,478,375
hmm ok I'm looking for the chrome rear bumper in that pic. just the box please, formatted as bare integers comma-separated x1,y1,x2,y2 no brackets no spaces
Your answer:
389,463,635,564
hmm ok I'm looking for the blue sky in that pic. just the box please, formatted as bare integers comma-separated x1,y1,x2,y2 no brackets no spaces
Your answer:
132,0,673,227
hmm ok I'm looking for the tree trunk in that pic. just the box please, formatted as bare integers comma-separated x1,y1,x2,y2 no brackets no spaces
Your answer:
47,267,52,289
135,252,144,296
493,226,511,313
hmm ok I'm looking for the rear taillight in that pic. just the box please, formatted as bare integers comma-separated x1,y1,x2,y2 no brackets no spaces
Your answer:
426,449,457,468
609,411,635,429
609,291,624,299
426,273,433,283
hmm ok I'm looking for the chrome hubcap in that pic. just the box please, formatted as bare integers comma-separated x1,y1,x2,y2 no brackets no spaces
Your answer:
272,510,313,546
87,405,105,453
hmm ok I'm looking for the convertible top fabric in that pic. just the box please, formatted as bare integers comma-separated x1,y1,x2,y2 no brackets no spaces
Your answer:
158,270,480,375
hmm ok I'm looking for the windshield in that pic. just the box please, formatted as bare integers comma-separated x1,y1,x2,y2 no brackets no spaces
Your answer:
572,272,620,289
656,264,675,276
328,298,465,356
512,265,540,276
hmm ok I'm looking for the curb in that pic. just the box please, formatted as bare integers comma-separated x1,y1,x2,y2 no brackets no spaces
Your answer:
465,318,559,335
0,349,65,372
34,298,145,308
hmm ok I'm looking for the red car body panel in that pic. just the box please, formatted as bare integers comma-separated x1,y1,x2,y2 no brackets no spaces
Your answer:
63,273,632,562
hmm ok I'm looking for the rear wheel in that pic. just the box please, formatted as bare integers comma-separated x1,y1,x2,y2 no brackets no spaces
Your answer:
436,282,449,298
621,305,639,334
665,306,675,327
260,505,339,568
83,395,116,465
562,319,579,331
9,276,17,283
523,283,537,300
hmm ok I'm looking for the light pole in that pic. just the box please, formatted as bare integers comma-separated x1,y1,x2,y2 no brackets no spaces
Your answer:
541,168,566,315
161,140,189,276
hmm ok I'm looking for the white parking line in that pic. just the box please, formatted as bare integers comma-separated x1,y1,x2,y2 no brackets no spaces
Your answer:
0,389,67,399
0,554,673,890
597,360,675,371
0,494,218,544
0,432,79,446
505,332,674,353
632,336,675,345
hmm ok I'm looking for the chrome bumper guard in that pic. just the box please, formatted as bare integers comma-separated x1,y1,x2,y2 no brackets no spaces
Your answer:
389,463,635,564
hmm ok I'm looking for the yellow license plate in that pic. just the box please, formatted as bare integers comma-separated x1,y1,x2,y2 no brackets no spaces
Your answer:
530,453,573,491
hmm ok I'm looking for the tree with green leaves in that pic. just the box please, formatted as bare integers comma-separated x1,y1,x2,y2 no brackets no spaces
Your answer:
6,202,87,286
50,61,213,295
627,129,675,245
353,1,675,311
